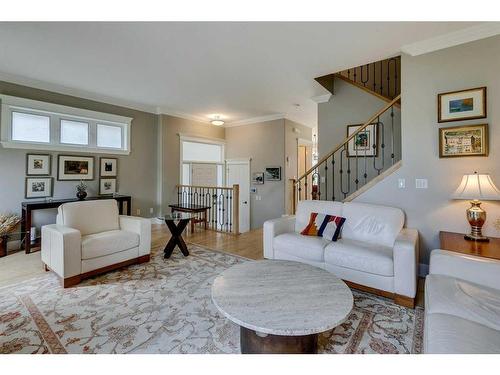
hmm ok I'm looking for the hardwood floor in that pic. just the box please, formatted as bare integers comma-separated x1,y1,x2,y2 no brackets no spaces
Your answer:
1,223,424,308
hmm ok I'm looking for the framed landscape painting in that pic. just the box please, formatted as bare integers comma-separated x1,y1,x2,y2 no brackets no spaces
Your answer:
347,123,378,157
58,155,94,180
25,177,53,199
26,154,51,176
438,87,486,123
439,124,488,158
265,167,281,181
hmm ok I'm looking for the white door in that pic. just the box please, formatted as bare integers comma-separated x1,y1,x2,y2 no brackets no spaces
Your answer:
226,160,250,233
191,163,218,186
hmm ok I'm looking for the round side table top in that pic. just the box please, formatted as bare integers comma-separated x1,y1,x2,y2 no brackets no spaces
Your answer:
211,260,353,336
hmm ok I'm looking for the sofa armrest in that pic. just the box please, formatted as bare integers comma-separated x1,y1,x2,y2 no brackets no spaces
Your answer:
263,216,296,259
393,228,419,298
119,215,152,256
429,249,500,290
41,224,81,279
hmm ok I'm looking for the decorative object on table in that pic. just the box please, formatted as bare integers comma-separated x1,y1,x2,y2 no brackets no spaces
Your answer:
347,123,378,157
58,155,94,180
76,180,88,200
0,213,21,257
265,166,281,181
99,178,117,195
452,172,500,242
439,124,488,158
25,177,53,199
251,172,264,185
26,154,51,176
100,157,118,177
438,87,487,123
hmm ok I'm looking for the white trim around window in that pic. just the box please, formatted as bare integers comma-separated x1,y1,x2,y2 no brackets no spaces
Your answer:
0,94,133,155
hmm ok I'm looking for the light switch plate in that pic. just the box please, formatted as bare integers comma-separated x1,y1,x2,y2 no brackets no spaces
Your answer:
415,178,428,189
398,178,405,189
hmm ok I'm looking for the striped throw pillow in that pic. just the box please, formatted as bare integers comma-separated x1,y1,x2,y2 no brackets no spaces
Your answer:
300,212,346,241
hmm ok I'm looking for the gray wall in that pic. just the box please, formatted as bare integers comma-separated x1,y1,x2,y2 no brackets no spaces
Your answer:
160,114,226,212
0,81,159,236
350,36,500,265
225,119,286,229
318,79,401,201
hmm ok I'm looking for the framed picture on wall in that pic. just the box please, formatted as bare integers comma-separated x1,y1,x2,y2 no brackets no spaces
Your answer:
252,172,264,185
25,177,53,199
99,178,117,195
265,167,281,181
26,154,51,176
100,157,118,177
439,124,488,158
346,123,378,157
438,87,487,123
58,155,94,180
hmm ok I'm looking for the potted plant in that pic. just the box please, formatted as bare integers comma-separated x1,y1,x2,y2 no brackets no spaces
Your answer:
76,180,88,200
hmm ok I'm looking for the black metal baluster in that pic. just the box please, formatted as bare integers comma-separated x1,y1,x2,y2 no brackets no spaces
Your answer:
324,159,328,202
331,155,335,201
390,106,395,165
360,64,369,87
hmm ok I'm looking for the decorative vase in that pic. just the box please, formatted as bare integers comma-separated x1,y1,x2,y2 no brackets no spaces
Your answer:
76,190,87,200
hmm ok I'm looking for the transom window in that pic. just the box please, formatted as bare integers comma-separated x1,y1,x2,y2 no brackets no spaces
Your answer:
1,94,132,155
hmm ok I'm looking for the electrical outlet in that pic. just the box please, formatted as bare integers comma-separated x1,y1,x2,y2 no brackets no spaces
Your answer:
415,179,428,189
398,178,406,189
136,208,141,216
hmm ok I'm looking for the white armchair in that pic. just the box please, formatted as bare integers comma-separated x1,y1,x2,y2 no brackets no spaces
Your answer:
41,199,151,287
263,200,419,307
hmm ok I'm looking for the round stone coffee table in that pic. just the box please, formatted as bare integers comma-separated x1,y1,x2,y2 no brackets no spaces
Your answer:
211,260,353,354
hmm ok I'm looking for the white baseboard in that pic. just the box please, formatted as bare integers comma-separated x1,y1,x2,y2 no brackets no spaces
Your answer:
419,263,429,278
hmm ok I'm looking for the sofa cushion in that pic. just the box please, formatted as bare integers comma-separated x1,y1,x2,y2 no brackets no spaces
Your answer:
324,238,394,276
425,274,500,331
341,202,404,248
273,232,329,262
58,200,120,236
295,200,343,233
81,230,139,260
425,313,500,354
300,213,346,241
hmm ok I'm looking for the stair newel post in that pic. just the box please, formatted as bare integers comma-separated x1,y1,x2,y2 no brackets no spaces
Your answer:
298,179,302,203
291,179,297,214
232,184,239,235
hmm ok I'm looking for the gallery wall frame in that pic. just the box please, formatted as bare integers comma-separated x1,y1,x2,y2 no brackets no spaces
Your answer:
438,87,487,123
438,123,488,158
26,154,51,176
57,155,95,181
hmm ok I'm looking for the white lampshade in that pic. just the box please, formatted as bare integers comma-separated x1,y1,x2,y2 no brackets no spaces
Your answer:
452,173,500,201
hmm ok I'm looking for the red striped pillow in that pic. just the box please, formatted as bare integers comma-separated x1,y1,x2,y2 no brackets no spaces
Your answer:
300,212,346,241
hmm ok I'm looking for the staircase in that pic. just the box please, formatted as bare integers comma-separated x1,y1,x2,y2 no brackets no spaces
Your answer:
292,57,402,210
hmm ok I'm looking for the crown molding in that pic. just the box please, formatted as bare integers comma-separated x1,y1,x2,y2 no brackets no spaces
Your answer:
401,23,500,56
157,107,211,124
0,71,158,114
310,93,332,104
224,113,285,127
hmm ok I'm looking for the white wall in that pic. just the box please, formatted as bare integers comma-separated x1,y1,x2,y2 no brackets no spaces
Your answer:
354,35,500,264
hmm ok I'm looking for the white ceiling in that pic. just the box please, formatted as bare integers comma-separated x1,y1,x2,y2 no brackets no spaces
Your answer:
0,22,482,127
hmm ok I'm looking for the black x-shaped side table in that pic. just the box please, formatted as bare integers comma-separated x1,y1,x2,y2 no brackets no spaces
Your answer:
163,215,192,258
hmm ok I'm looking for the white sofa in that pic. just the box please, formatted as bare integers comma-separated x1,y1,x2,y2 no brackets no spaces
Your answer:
41,200,151,287
424,249,500,353
263,200,419,307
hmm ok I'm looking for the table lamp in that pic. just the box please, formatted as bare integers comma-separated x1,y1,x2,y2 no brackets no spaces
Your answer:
452,172,500,242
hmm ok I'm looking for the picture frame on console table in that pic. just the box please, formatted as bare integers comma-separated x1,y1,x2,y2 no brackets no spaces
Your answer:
439,124,488,158
438,87,487,123
26,154,51,176
100,157,118,177
58,155,94,180
25,177,54,199
99,177,117,195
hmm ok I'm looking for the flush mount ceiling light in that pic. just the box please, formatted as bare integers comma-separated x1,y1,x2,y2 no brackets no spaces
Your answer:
210,115,225,126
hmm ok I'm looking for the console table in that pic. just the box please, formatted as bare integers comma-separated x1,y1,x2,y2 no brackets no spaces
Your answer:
21,195,131,254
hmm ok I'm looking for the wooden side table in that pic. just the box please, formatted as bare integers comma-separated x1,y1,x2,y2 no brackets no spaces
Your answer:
439,231,500,261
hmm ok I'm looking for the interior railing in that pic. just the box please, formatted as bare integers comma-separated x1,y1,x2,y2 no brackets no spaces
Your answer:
175,184,239,234
292,94,401,210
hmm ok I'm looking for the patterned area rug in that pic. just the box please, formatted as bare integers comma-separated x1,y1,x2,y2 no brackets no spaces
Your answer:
0,245,423,354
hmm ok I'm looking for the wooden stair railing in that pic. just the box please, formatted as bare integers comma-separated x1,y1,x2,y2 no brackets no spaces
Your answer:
292,94,401,210
315,56,400,105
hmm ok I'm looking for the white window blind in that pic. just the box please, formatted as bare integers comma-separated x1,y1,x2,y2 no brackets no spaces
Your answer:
12,112,50,143
60,119,89,145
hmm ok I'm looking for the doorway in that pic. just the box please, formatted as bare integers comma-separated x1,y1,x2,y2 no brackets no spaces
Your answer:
226,159,251,233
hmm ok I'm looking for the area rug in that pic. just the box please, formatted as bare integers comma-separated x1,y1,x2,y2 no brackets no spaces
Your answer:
0,244,423,354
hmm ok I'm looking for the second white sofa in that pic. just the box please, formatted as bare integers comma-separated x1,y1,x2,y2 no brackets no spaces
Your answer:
263,200,419,307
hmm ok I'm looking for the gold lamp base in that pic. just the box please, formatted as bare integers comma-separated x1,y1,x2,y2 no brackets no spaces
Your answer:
464,200,490,242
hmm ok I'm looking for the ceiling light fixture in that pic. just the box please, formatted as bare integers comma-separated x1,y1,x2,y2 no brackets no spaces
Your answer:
210,115,225,126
